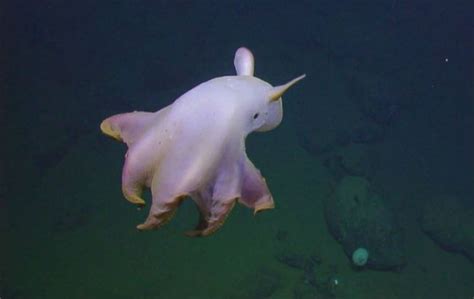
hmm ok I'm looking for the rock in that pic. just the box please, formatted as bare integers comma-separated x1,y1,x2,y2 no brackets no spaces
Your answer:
350,124,385,144
275,251,319,289
293,58,402,159
324,176,405,270
345,70,406,126
275,252,308,270
323,144,375,181
421,195,474,262
291,53,366,157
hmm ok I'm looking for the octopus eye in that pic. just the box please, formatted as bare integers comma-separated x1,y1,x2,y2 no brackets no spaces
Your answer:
253,113,259,119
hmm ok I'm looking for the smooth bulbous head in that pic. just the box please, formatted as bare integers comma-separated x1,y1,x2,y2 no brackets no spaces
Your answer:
254,98,283,132
231,76,283,133
232,75,304,133
224,76,285,134
232,47,305,133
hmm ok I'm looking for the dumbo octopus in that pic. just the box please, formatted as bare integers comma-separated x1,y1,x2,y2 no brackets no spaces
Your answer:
100,47,304,236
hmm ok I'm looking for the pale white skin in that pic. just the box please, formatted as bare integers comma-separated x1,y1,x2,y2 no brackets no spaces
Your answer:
100,47,304,236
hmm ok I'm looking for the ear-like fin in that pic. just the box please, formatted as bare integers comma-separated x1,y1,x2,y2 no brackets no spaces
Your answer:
269,74,306,102
234,47,254,76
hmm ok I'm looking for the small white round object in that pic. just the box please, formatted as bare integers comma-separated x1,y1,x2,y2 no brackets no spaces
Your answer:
352,247,369,266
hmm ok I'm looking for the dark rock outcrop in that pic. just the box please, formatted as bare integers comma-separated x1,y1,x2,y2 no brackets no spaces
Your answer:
421,195,474,262
324,176,405,270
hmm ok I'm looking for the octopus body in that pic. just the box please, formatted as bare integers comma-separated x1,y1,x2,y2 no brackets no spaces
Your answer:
101,47,304,236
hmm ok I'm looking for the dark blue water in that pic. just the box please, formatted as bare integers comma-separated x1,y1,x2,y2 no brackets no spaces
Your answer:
3,1,473,298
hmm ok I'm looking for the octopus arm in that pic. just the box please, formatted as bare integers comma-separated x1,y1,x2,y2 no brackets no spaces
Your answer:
238,156,275,214
136,141,274,236
191,155,274,236
187,155,274,236
100,106,172,205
